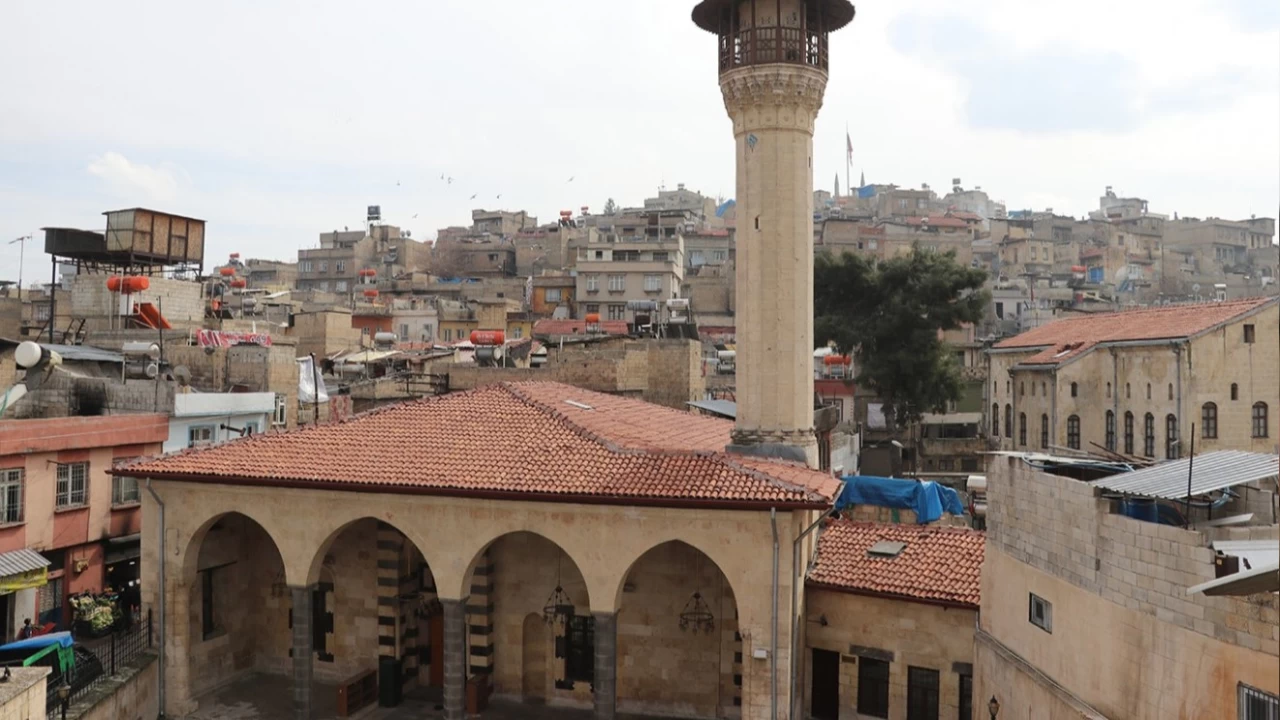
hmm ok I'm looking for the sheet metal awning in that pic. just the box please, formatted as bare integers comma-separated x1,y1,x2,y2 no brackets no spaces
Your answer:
1213,540,1280,570
687,399,736,419
1092,451,1279,500
0,548,51,593
1187,561,1280,596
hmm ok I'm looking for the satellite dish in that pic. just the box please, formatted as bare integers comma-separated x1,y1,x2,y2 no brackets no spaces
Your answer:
1191,283,1201,293
174,366,192,387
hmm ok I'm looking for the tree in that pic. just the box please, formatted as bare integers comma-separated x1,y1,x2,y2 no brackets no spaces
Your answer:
602,198,619,216
815,246,989,428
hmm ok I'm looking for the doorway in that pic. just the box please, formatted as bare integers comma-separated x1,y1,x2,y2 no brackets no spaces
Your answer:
811,648,841,720
428,613,444,687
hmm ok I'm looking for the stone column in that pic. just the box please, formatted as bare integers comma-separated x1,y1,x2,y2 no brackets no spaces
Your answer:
592,612,618,720
290,586,314,720
442,599,466,720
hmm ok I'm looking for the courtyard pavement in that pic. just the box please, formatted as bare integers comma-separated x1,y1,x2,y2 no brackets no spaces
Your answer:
186,673,702,719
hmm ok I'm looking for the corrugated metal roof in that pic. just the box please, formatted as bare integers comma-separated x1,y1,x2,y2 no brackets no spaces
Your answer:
1187,561,1280,596
687,399,736,419
45,344,123,363
0,548,51,577
1093,451,1279,500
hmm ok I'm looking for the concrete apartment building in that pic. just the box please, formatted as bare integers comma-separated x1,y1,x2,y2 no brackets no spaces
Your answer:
575,236,684,323
976,453,1278,718
0,413,168,639
298,225,428,293
988,298,1280,458
805,520,984,720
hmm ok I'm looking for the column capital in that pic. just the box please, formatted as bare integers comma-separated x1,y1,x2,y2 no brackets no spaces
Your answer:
719,65,828,127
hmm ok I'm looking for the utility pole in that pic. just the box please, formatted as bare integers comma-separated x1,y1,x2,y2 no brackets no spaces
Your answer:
8,235,30,302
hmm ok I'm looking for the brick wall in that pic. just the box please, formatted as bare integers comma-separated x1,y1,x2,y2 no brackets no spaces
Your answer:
9,375,174,419
69,274,204,329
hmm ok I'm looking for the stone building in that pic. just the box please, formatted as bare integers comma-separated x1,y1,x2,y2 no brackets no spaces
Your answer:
975,453,1279,718
988,297,1279,458
805,520,983,720
574,235,684,324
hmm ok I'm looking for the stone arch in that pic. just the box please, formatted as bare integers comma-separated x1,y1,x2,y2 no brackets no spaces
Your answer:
450,525,601,603
613,539,742,719
178,507,292,583
610,537,744,613
304,514,437,587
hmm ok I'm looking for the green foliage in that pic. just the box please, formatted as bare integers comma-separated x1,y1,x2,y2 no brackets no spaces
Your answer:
815,246,989,428
602,198,619,216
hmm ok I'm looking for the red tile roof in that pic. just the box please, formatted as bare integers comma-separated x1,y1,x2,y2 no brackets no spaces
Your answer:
807,520,985,608
994,297,1276,366
121,382,840,508
532,319,630,337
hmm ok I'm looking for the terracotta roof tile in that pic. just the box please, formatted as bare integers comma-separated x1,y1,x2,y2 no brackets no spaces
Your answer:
808,520,985,608
122,382,841,507
994,297,1276,366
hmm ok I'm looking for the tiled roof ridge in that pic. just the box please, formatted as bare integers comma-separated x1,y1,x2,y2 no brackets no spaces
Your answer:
831,518,984,537
1066,296,1270,319
501,382,827,502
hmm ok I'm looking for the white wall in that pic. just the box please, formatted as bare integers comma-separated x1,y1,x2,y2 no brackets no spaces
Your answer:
164,392,275,453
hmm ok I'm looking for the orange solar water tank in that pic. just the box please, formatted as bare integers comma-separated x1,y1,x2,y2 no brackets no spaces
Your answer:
362,288,379,298
219,267,236,277
823,354,851,366
228,279,247,289
584,313,601,323
106,276,150,294
470,330,504,346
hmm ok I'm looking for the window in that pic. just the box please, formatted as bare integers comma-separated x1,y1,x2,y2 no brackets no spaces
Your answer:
712,250,727,262
1029,593,1052,632
652,251,669,263
319,261,328,273
1126,383,1131,399
1105,410,1116,451
112,476,140,506
857,657,890,718
188,425,215,447
607,304,626,321
1168,383,1174,401
1124,412,1135,455
1254,402,1269,438
1040,414,1049,449
564,614,594,684
1166,414,1179,459
584,304,600,315
1202,403,1218,439
1106,382,1112,399
300,261,313,273
544,288,562,303
1239,683,1280,719
1231,383,1239,401
335,260,346,273
1066,415,1081,450
1004,404,1012,439
0,469,23,524
273,395,287,426
1144,413,1156,457
607,274,625,292
201,567,219,640
55,462,88,509
335,280,348,293
1146,383,1152,400
907,667,940,720
644,274,662,292
959,673,973,720
1070,382,1078,397
1018,413,1027,447
35,304,50,322
317,281,329,292
442,328,452,342
991,404,1000,437
1019,382,1024,397
1243,324,1255,343
689,250,704,266
585,274,599,292
243,420,259,436
512,325,522,339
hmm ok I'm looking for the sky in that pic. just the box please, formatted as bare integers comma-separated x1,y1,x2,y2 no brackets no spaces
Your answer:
1,0,1277,284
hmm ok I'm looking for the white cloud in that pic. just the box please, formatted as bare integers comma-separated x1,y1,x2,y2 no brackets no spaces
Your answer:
86,152,183,203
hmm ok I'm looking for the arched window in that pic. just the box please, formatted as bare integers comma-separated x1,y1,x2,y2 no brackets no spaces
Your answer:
1106,382,1112,399
1067,415,1081,450
1126,383,1131,399
1168,383,1174,401
1165,414,1179,459
1040,414,1049,449
1230,383,1238,401
992,404,1000,437
1146,384,1152,400
1105,410,1116,451
1143,413,1155,457
1254,402,1269,438
1019,413,1027,446
1123,412,1134,455
1005,404,1013,438
1201,403,1218,439
1070,382,1078,398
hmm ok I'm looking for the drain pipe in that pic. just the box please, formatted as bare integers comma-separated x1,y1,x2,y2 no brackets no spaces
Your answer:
789,481,846,718
145,479,166,718
770,507,779,720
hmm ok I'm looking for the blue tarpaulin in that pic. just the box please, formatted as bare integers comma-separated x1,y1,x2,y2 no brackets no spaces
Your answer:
835,476,966,524
0,631,73,652
856,185,876,199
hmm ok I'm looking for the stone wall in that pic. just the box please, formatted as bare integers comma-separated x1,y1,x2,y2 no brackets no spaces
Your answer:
69,274,204,329
166,342,299,429
0,297,20,339
9,374,173,419
0,667,47,719
805,589,976,720
979,455,1280,717
72,654,158,720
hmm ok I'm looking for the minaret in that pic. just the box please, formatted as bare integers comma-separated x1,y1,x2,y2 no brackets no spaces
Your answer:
693,0,855,467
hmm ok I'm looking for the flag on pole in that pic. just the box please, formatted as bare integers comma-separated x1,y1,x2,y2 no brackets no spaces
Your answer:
846,131,853,164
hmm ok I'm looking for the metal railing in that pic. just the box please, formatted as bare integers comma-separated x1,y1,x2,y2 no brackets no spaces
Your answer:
718,25,829,72
47,612,153,719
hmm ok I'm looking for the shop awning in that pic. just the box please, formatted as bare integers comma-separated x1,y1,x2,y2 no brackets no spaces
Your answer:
105,534,141,566
0,548,50,594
